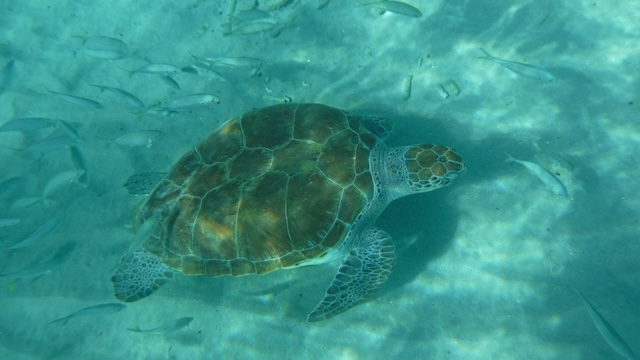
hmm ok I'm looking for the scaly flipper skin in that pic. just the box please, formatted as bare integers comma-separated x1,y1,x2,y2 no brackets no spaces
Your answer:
307,227,395,322
112,250,175,302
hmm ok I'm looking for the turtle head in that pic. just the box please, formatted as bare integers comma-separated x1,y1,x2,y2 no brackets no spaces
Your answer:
384,144,465,200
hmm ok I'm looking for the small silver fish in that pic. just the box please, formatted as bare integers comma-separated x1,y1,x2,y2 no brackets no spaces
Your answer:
479,48,555,81
90,84,145,109
0,218,20,228
233,9,273,22
10,197,42,211
318,0,331,9
506,153,568,197
575,289,636,360
43,170,85,203
0,176,25,200
75,35,130,60
127,64,181,77
76,48,128,60
182,64,227,81
1,58,16,94
222,20,278,36
0,117,57,133
127,316,194,334
56,119,82,141
70,146,89,187
0,241,75,279
48,302,127,325
25,135,79,153
211,57,263,69
48,89,104,109
124,212,161,258
113,130,164,148
80,35,129,51
189,53,264,69
358,1,423,18
167,94,220,110
160,76,181,90
3,217,59,249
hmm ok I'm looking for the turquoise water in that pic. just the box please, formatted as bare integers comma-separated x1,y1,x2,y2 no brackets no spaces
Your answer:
1,1,639,359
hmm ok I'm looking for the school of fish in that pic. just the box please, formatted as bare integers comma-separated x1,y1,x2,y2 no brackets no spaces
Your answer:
0,1,632,358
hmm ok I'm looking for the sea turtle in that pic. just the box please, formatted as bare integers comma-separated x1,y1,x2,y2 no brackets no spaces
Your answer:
111,103,465,321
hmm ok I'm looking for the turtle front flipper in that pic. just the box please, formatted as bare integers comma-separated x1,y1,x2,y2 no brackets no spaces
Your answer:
111,250,175,302
307,227,395,322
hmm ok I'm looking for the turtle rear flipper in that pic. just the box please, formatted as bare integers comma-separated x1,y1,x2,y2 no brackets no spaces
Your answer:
111,250,175,302
307,227,395,322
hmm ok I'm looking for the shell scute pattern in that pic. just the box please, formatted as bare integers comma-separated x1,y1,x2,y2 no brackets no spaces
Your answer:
197,120,244,164
141,104,379,277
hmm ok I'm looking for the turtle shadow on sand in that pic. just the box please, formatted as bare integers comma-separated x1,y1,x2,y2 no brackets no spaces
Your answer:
378,188,460,295
281,173,461,321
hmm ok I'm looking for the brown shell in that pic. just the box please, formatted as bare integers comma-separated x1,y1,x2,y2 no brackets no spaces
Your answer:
140,104,380,277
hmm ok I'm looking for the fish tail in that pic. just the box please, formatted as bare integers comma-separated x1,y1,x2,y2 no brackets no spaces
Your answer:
572,287,583,298
504,151,516,162
186,50,199,61
96,136,114,149
118,67,134,78
220,22,233,35
0,144,24,151
89,84,106,93
478,47,494,60
128,110,147,121
47,316,70,326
